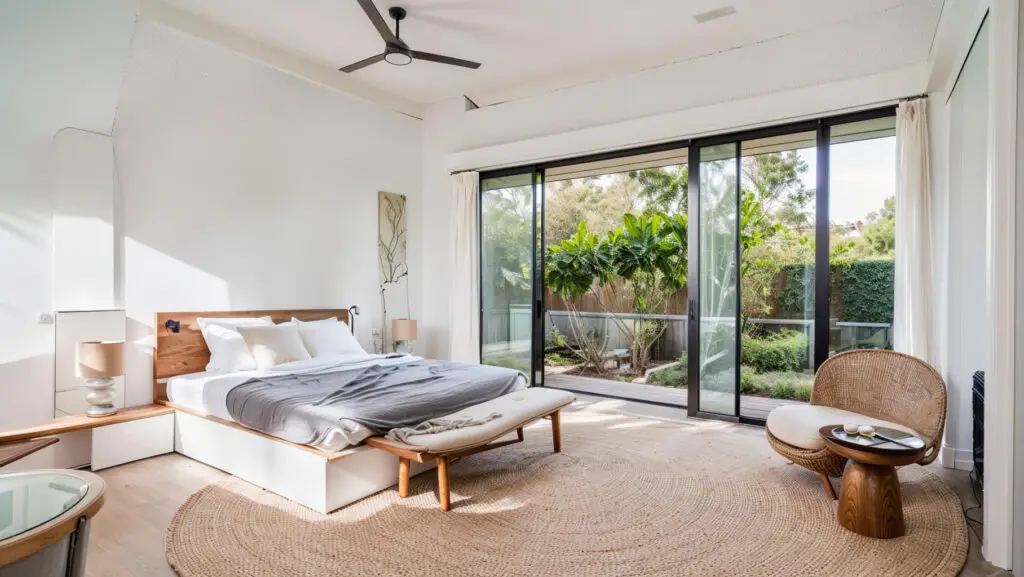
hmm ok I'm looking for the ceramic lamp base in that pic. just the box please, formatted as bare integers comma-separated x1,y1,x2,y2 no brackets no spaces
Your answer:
394,340,415,355
84,378,118,418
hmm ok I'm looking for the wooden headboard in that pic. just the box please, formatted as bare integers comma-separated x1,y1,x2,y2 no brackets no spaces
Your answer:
153,309,351,403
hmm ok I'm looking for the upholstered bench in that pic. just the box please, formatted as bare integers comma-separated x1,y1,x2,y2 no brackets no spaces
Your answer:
367,387,576,511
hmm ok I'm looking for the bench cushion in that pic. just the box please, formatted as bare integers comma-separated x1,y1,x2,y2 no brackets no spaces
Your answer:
766,404,918,451
399,388,575,453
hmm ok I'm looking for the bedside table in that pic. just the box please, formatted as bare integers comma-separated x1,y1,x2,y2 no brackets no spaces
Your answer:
0,405,174,471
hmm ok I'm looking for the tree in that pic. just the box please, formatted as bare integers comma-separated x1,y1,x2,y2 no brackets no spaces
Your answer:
628,165,688,216
545,177,639,246
857,196,895,257
546,212,686,376
739,152,816,323
545,222,614,371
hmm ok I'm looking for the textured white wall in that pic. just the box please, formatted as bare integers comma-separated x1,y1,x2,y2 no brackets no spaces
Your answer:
52,129,117,311
113,21,423,406
0,0,134,430
943,21,990,471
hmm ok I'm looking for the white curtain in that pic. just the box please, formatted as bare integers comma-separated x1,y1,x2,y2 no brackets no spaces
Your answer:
893,99,934,362
448,172,481,363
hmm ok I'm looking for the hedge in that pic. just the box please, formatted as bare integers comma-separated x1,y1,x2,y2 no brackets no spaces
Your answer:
741,330,809,373
773,259,894,323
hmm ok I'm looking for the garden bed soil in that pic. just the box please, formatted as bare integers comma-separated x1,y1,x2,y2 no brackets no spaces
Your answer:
561,361,672,383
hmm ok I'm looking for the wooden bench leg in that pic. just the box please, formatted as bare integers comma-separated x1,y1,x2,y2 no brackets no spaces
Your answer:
398,457,410,498
437,456,450,511
551,410,561,453
516,427,524,442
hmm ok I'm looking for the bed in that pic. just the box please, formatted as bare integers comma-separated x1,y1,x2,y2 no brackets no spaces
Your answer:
153,309,523,513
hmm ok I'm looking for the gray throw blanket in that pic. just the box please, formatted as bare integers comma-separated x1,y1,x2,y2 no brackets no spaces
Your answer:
386,411,502,444
225,358,524,447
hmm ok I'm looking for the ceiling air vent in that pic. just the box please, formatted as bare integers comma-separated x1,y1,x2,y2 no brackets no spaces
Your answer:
694,5,737,24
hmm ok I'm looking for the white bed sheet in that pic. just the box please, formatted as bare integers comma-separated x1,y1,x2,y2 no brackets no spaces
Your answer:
166,353,422,452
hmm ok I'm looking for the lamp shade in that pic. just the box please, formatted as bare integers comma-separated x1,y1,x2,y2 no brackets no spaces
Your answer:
76,341,124,379
391,319,418,341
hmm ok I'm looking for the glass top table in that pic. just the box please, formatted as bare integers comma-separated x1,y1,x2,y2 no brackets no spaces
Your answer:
0,472,90,542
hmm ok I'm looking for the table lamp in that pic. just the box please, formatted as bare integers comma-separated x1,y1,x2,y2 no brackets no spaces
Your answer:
76,341,124,417
391,319,417,354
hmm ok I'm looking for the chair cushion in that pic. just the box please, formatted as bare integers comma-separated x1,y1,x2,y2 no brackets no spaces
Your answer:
766,404,919,451
400,388,576,453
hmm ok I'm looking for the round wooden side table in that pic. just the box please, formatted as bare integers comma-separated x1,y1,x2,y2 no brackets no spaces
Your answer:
819,425,926,539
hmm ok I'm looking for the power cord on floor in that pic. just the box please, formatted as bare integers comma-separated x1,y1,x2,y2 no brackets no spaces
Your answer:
963,468,983,542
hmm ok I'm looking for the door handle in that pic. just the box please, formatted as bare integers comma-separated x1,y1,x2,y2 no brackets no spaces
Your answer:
689,299,696,321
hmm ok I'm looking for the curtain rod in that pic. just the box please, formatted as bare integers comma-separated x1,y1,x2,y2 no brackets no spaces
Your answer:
448,95,924,175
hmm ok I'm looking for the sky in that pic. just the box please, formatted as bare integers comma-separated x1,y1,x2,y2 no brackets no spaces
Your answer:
548,135,896,226
796,136,896,225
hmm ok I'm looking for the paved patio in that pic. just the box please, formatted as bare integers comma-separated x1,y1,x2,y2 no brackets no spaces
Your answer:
544,373,805,421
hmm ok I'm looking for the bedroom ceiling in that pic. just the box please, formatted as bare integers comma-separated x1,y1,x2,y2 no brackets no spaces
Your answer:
157,0,945,106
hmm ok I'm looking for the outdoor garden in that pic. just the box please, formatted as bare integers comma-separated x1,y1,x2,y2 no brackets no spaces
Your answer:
482,147,896,404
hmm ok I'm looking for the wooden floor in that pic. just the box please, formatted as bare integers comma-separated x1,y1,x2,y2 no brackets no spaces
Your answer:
85,394,1006,577
87,456,226,577
545,373,805,420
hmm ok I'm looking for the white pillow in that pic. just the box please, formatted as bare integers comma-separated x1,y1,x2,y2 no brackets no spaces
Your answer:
292,317,366,357
237,323,311,370
197,316,274,372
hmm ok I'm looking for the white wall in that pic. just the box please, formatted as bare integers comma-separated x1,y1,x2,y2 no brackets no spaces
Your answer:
939,20,991,471
0,0,134,430
113,21,423,405
1015,2,1024,568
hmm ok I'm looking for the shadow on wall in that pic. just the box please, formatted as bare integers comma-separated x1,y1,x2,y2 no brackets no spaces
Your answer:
0,353,56,430
0,209,50,245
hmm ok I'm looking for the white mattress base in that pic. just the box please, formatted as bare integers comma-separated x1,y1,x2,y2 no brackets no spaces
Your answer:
174,410,434,513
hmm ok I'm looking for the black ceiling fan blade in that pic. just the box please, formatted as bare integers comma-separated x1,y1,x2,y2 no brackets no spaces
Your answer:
340,53,386,73
411,50,481,69
357,0,406,47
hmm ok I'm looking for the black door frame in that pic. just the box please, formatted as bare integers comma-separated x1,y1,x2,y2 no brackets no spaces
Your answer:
480,105,897,425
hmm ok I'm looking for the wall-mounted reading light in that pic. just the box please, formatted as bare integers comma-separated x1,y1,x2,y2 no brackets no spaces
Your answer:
347,305,360,334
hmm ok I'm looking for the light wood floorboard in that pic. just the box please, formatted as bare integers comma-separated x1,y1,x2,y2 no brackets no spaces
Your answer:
85,394,1006,577
87,455,227,577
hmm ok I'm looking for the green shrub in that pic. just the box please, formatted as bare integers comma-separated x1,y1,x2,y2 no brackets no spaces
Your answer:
740,371,758,395
775,259,895,324
483,356,531,374
544,353,577,367
742,330,809,373
770,382,797,399
794,382,813,402
741,370,814,401
647,364,687,388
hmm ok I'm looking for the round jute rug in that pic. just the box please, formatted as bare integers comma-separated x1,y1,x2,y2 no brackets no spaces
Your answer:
166,408,967,577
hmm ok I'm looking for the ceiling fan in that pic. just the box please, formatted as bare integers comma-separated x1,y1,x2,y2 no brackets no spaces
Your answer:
340,0,481,73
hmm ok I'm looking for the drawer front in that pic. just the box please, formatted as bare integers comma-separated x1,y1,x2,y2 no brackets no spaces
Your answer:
91,414,174,471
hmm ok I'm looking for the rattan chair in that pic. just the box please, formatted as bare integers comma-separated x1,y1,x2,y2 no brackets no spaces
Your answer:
765,349,947,498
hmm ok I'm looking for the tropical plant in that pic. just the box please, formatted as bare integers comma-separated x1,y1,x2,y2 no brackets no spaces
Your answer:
545,222,613,371
546,212,686,375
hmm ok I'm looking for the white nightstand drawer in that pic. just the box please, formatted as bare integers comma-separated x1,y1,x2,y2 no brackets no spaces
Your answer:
91,413,174,471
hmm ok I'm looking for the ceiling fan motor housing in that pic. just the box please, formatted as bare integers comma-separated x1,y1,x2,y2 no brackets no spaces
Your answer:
385,43,413,66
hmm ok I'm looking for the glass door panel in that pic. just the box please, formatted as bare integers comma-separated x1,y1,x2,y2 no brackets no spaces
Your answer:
739,132,817,419
828,117,897,356
697,143,739,416
480,173,537,378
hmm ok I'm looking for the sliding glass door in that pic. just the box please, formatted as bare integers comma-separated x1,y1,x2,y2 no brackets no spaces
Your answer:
480,107,897,424
480,170,543,383
692,144,740,417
